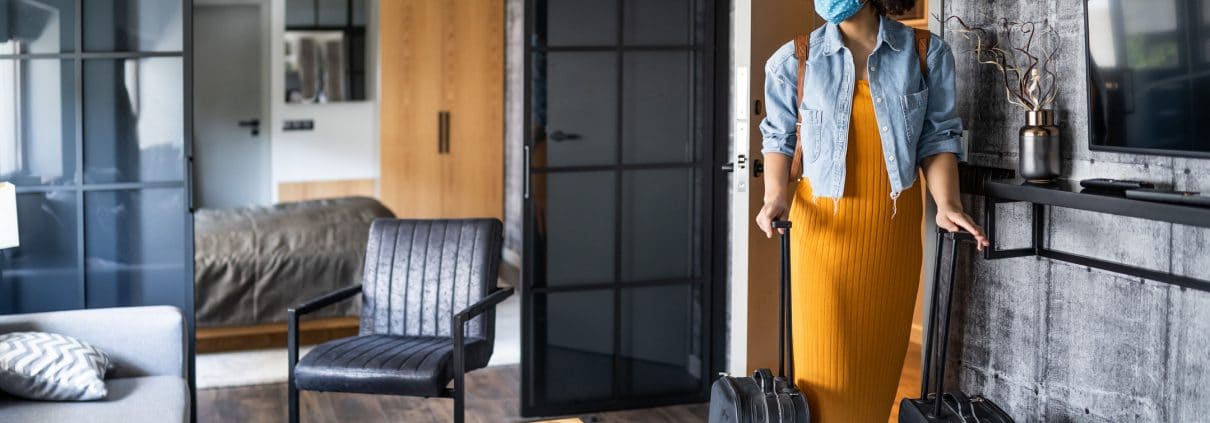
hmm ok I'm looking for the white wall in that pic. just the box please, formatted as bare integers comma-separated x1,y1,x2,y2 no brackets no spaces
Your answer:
268,0,379,199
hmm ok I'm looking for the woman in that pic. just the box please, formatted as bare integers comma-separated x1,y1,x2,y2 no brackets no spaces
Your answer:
755,0,990,420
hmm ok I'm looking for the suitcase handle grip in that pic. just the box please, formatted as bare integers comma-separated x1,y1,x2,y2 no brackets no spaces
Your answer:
772,220,792,230
937,227,976,243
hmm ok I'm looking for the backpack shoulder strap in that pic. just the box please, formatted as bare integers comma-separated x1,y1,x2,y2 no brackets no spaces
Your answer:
794,34,809,104
790,34,809,182
913,28,931,78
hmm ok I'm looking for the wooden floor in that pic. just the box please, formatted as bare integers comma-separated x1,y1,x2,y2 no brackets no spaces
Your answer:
197,365,707,423
198,339,921,422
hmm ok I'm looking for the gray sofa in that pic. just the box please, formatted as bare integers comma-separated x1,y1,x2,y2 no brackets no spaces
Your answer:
0,306,190,422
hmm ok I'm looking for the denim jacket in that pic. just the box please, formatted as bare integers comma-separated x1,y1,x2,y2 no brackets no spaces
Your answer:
759,16,964,201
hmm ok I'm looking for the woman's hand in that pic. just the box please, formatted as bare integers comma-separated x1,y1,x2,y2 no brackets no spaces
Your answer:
756,200,790,238
935,204,991,251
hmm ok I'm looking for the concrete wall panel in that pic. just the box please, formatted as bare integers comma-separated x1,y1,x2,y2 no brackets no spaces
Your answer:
943,0,1210,420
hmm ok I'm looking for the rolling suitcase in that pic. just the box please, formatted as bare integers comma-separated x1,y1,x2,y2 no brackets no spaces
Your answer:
899,229,1014,423
708,220,809,423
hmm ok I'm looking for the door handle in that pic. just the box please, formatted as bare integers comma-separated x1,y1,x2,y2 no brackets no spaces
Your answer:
722,155,747,173
443,111,451,153
237,118,260,136
523,145,531,199
187,157,196,212
437,111,451,154
549,130,581,142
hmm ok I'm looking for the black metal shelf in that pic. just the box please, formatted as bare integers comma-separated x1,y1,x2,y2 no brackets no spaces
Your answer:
985,179,1210,229
981,178,1210,292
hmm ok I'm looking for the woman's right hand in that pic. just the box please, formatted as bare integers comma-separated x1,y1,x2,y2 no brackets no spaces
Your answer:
756,199,789,238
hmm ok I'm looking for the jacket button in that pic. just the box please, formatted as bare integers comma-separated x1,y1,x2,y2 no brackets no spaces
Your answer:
887,155,895,162
876,97,883,103
881,126,889,132
870,65,877,72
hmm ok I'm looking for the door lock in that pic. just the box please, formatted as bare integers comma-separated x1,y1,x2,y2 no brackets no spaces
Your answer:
721,155,747,173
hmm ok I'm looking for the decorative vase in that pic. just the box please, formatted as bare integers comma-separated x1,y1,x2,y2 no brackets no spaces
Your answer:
1019,110,1061,183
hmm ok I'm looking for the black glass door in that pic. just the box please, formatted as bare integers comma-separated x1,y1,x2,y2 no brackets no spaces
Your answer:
522,0,721,416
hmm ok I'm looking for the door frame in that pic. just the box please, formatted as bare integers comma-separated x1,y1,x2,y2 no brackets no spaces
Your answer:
520,0,731,416
724,0,948,377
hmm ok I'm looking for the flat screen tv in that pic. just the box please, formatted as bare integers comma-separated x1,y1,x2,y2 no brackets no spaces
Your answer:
1085,0,1210,158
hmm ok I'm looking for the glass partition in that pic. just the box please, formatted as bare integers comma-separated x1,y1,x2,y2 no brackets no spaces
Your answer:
0,1,191,322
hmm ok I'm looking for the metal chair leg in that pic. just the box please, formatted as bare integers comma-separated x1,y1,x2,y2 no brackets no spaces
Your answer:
288,383,299,423
288,309,300,423
453,314,467,423
453,365,466,423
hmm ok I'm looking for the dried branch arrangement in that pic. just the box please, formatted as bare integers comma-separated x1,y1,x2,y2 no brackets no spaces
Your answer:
945,16,1061,112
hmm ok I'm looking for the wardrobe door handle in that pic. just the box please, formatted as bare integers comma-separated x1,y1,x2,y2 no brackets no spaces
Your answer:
440,110,450,153
442,111,451,154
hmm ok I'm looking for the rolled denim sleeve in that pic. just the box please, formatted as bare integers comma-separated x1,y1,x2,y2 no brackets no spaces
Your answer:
916,38,965,162
759,48,799,158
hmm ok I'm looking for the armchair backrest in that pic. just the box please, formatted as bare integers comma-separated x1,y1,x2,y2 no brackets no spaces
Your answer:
358,218,503,341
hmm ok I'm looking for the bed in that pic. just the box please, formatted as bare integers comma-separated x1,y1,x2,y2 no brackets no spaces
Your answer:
193,196,394,328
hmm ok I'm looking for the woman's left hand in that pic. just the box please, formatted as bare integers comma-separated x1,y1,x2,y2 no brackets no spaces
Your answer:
936,206,991,251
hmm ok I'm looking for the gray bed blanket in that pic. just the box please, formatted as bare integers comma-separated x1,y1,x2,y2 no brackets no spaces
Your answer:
194,197,394,328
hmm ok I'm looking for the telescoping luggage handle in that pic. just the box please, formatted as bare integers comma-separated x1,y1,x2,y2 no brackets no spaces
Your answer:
920,228,977,418
773,220,794,385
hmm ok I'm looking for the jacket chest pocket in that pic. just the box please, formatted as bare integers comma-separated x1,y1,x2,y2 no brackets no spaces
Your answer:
901,88,929,146
798,108,824,163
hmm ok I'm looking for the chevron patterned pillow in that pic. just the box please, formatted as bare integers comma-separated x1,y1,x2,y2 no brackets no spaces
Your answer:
0,332,114,401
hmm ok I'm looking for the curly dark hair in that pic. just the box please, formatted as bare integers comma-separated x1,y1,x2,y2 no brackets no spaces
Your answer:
867,0,918,16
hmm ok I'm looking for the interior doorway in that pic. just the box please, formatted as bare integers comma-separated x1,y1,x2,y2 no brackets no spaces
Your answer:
193,2,270,209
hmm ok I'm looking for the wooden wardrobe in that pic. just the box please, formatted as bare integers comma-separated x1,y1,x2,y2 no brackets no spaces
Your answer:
379,0,504,219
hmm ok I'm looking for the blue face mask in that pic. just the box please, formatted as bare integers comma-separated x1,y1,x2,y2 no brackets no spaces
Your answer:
815,0,865,24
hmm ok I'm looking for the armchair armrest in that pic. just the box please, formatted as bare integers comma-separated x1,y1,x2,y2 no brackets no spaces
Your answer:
452,287,515,333
0,306,186,379
450,287,514,404
287,284,362,369
291,284,363,316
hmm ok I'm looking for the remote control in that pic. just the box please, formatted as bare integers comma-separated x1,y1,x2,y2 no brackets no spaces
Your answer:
1124,189,1210,207
1080,178,1154,191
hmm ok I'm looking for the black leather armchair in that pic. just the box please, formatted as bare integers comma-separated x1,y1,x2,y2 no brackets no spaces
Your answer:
287,218,513,423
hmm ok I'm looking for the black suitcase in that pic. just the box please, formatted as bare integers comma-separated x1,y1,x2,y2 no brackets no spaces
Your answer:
708,220,809,423
899,229,1014,423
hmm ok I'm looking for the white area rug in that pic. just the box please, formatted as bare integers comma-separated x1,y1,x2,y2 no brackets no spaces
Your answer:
196,294,522,390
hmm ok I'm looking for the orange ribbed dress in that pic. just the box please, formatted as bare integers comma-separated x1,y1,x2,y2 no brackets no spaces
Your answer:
788,80,923,422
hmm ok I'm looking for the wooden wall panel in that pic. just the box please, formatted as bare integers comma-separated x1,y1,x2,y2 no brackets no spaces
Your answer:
444,0,505,219
277,179,376,203
380,0,447,218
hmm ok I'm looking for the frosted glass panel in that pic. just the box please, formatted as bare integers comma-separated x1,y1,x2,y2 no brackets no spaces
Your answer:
83,0,183,52
544,52,617,167
83,58,184,183
542,171,615,286
0,191,80,313
85,188,187,309
0,0,75,53
546,0,617,46
0,59,75,186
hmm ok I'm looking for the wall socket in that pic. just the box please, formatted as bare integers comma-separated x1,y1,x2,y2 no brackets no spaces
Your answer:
283,119,315,131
